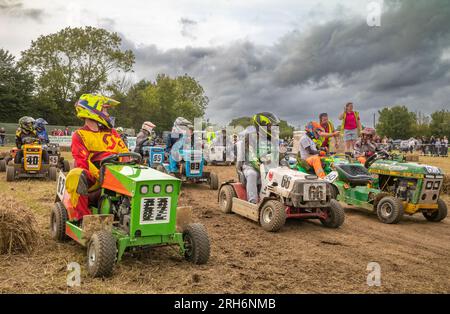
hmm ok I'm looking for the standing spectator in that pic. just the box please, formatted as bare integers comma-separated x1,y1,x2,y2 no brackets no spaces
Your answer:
435,138,441,157
318,112,340,152
408,137,416,154
64,126,70,136
0,127,5,146
421,136,427,155
429,136,436,156
442,136,448,157
338,102,361,156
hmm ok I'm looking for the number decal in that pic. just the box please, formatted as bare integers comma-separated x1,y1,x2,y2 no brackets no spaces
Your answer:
152,154,162,163
56,172,66,200
281,175,291,189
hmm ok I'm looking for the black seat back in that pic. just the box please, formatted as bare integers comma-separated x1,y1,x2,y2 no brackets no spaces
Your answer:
335,164,372,186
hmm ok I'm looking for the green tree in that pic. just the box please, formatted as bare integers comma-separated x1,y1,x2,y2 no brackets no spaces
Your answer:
0,49,35,122
20,26,135,124
112,74,208,132
429,110,450,138
376,106,417,139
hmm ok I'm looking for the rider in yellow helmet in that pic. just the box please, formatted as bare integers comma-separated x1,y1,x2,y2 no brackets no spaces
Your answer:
65,94,129,220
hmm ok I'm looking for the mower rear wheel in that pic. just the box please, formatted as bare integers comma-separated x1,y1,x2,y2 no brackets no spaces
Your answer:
6,165,15,182
376,196,404,224
51,202,68,241
219,185,235,213
209,172,219,190
48,166,57,181
183,223,210,264
259,200,286,232
423,198,448,222
0,159,6,172
63,159,71,172
87,231,117,278
320,199,345,228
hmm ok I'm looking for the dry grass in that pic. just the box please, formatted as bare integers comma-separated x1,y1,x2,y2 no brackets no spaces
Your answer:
0,195,40,254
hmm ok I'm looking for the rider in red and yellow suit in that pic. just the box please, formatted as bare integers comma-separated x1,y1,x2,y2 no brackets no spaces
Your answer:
66,94,128,221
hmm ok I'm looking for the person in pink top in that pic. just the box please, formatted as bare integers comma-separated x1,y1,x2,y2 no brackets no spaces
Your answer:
338,102,362,155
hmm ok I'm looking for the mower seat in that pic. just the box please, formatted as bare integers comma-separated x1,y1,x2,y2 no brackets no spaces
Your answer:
335,164,373,186
236,165,247,186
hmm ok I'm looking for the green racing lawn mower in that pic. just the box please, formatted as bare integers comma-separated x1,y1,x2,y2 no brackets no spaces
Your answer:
51,152,211,278
287,152,431,224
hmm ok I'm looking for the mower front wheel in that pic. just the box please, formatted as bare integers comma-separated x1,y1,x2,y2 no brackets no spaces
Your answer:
209,172,219,190
183,223,210,265
423,198,448,222
51,202,68,241
87,231,117,278
48,166,57,181
320,199,345,228
0,159,6,172
62,160,71,172
219,184,235,213
376,196,404,224
259,200,286,232
6,165,15,182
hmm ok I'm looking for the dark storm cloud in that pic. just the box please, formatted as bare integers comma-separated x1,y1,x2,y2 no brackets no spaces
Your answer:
123,0,450,127
0,0,44,21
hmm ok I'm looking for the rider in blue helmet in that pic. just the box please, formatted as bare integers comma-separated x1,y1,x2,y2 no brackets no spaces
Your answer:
34,118,49,144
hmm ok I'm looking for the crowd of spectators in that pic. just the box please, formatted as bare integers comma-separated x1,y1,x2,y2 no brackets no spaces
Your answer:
381,136,449,157
51,127,72,136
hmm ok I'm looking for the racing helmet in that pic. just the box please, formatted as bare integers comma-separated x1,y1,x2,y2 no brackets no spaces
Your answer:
361,127,376,138
172,117,193,134
305,121,324,140
19,116,35,132
116,127,124,134
34,118,48,131
142,121,156,133
74,94,119,128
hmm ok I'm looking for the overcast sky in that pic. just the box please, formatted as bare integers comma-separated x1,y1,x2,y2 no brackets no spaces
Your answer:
1,0,449,128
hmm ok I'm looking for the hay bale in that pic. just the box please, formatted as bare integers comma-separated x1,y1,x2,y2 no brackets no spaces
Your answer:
443,175,450,195
0,197,39,254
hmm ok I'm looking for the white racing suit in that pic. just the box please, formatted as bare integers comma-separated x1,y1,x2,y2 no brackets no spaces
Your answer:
236,126,276,204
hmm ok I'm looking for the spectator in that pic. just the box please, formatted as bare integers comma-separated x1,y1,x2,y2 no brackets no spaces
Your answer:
318,112,340,153
430,136,436,156
64,126,71,136
442,136,448,157
0,127,5,146
435,138,441,157
338,102,361,156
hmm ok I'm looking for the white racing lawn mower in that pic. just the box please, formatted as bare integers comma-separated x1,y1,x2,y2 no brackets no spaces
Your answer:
218,161,345,232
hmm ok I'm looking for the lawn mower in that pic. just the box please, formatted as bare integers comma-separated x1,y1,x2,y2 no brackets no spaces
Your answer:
45,143,71,172
5,139,57,182
0,147,19,172
51,152,211,278
160,146,219,190
218,162,345,232
365,150,448,222
142,145,166,169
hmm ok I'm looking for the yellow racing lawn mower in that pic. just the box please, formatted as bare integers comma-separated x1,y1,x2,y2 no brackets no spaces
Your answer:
5,139,57,182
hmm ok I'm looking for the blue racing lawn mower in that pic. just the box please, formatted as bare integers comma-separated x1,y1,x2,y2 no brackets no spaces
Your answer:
143,145,166,169
158,144,219,190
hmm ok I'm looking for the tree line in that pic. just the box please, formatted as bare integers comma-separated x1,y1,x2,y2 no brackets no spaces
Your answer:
0,26,208,132
376,106,450,140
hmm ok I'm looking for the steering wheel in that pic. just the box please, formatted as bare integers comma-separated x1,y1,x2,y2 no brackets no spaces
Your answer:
100,152,143,167
364,150,390,168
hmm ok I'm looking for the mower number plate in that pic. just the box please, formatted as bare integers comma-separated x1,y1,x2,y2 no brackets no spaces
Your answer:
140,197,171,224
49,155,59,165
303,183,326,201
26,154,41,170
152,153,163,163
190,162,200,174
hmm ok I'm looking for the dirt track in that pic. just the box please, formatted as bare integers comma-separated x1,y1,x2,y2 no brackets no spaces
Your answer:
1,165,450,293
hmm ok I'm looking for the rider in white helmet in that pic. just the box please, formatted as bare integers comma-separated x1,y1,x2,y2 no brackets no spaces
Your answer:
134,121,156,155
